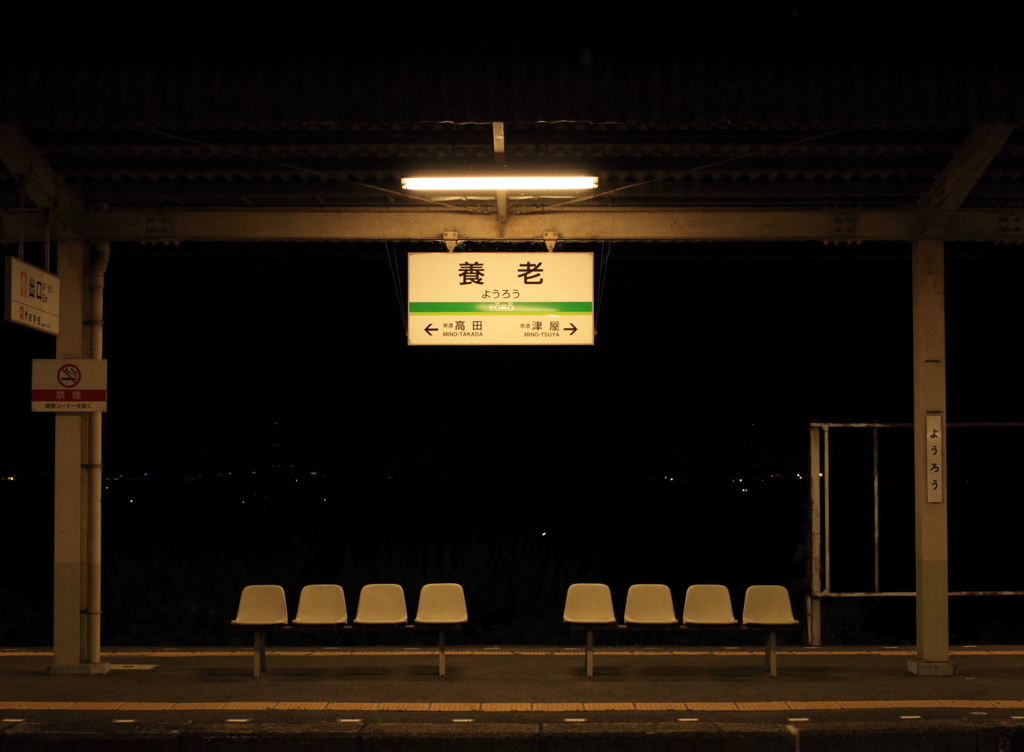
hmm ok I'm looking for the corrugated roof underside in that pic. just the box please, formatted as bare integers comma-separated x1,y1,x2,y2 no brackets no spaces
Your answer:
4,59,1023,128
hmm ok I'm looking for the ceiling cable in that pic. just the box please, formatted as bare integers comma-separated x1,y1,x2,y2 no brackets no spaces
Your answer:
517,127,854,214
149,129,485,213
151,126,851,225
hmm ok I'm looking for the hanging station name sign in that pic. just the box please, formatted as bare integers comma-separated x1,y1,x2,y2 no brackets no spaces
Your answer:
407,252,594,346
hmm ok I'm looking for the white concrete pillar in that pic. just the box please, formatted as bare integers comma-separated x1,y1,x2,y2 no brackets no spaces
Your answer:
48,240,108,675
908,238,955,676
50,241,84,672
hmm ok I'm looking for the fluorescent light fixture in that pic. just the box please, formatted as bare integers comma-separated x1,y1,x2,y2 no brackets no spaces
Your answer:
402,176,597,191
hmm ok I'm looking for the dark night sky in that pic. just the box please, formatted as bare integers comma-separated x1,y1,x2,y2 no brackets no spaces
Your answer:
4,241,1023,481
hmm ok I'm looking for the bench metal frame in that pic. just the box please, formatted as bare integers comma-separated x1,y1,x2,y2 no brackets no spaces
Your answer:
236,623,464,678
571,623,799,678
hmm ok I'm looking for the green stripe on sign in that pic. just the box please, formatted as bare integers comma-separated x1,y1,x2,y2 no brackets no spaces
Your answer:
409,302,593,314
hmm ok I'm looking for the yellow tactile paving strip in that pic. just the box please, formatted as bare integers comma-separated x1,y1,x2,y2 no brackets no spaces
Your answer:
0,700,1017,712
737,702,790,711
531,703,584,712
428,703,479,711
687,702,739,711
481,703,532,712
3,648,1023,657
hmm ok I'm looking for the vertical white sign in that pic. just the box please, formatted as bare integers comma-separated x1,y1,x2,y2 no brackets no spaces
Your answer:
926,414,943,503
4,256,60,335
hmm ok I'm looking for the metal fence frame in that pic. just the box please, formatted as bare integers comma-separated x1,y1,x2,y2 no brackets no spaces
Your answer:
806,421,1024,646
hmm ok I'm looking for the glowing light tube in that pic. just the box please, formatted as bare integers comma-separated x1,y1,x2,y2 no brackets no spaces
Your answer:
402,176,598,191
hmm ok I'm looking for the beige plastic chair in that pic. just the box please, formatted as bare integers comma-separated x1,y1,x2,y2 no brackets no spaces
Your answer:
293,584,347,626
563,583,616,677
230,584,288,678
681,584,738,625
415,583,468,624
742,585,800,678
414,583,468,677
623,584,678,626
353,583,408,626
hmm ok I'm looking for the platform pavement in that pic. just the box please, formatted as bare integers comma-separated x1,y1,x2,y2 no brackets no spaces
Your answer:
2,645,1024,750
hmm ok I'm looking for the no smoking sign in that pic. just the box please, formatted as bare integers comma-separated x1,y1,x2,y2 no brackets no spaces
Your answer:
57,364,81,388
31,359,108,413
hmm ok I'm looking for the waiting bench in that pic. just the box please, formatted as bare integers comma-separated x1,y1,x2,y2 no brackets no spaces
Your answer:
232,582,468,678
564,582,799,678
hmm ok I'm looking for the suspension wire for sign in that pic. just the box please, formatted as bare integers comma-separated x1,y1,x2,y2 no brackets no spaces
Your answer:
595,240,613,333
376,208,407,338
44,210,50,273
593,203,617,336
385,238,407,337
18,178,24,261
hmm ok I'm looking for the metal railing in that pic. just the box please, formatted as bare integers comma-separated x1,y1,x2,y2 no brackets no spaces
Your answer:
806,421,1024,646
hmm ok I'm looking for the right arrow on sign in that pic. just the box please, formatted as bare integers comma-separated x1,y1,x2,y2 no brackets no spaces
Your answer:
565,323,578,335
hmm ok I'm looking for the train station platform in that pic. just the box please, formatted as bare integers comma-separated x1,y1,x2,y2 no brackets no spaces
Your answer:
1,645,1023,750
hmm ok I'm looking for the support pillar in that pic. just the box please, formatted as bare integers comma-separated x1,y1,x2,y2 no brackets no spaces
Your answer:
807,425,822,646
49,241,84,672
87,241,109,666
48,240,107,675
907,238,955,677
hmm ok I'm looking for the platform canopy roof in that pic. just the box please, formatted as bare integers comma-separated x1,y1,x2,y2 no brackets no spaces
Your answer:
2,14,1023,247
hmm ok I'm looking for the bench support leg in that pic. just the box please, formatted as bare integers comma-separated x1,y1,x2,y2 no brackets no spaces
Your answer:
585,630,594,677
254,631,265,679
438,631,446,678
765,631,777,678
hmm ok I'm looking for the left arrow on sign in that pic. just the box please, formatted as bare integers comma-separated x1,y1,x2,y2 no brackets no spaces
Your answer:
424,324,438,336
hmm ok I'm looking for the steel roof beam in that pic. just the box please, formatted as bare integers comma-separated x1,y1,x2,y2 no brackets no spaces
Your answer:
0,124,84,237
3,206,1023,244
916,123,1016,237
